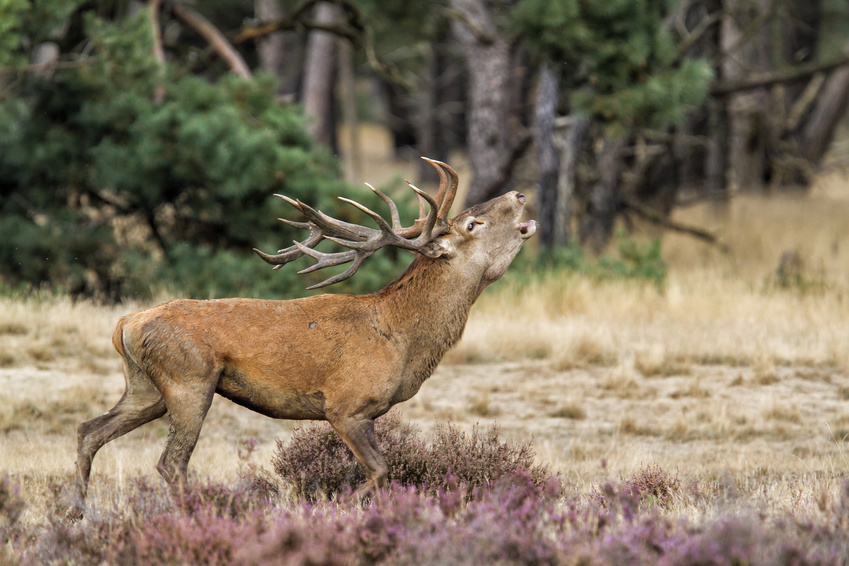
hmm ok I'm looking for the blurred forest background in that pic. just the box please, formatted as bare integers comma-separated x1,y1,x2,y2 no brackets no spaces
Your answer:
2,0,849,301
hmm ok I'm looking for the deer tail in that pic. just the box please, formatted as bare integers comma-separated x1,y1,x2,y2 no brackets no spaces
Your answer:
112,316,129,358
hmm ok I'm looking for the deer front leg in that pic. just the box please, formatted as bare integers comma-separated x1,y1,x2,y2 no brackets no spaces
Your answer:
329,416,388,494
156,385,216,484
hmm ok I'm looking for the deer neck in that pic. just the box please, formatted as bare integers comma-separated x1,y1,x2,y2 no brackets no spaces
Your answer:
375,255,482,378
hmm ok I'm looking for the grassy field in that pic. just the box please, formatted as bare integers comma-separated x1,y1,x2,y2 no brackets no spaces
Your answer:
2,159,849,562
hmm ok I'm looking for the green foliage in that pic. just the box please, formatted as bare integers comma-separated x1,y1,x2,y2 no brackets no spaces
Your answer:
0,0,29,69
512,0,713,131
0,7,412,300
597,232,668,288
510,233,667,288
0,0,83,70
761,251,829,296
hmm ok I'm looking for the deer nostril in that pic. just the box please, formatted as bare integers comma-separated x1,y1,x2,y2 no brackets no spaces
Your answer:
517,193,526,204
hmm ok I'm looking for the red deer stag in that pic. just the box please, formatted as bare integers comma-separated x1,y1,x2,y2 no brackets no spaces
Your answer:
76,158,536,496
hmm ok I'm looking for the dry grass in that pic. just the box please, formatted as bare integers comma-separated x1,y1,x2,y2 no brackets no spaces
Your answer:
3,171,849,526
449,189,849,373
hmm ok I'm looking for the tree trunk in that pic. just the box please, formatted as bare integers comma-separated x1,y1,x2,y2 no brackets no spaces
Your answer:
300,2,338,148
554,116,589,246
417,24,460,182
579,136,626,252
796,64,849,167
450,0,514,207
534,65,560,249
254,0,302,99
721,0,771,193
254,0,284,76
338,38,361,183
418,38,442,180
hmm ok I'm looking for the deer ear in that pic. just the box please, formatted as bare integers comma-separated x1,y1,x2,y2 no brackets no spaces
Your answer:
418,237,453,259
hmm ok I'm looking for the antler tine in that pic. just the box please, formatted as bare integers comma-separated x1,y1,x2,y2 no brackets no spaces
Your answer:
294,199,372,241
421,158,458,220
413,184,428,219
292,240,369,290
425,158,447,210
407,185,442,242
253,196,325,267
306,255,367,289
254,194,371,268
365,183,402,232
302,249,371,290
293,241,358,274
338,196,395,235
279,217,311,233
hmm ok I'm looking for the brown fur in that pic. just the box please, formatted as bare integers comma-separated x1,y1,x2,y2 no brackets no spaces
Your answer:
76,190,535,496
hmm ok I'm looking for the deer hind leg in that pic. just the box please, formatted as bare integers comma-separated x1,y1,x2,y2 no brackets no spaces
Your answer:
156,383,216,485
329,416,388,495
76,356,167,495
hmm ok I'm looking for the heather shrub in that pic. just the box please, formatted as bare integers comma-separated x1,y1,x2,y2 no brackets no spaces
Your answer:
271,411,427,499
622,464,681,509
8,472,849,565
272,411,555,500
172,476,278,519
243,474,567,566
0,475,24,528
593,464,681,513
112,513,262,565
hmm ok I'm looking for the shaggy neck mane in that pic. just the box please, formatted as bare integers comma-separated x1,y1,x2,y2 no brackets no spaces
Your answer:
374,254,480,382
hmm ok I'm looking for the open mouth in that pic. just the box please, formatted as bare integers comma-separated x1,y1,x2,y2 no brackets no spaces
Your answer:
518,219,536,237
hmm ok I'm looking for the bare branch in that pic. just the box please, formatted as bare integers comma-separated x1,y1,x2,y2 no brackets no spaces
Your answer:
148,0,167,103
711,55,849,96
148,0,166,64
234,0,323,42
234,0,412,90
785,73,826,133
442,7,494,45
172,3,252,79
675,11,723,60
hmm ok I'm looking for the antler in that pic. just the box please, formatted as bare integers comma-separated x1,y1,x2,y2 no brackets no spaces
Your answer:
254,157,459,290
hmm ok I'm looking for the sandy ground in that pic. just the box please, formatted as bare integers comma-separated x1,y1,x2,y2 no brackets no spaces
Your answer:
4,356,848,512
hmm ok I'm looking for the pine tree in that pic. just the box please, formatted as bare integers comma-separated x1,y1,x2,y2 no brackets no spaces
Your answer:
0,5,409,300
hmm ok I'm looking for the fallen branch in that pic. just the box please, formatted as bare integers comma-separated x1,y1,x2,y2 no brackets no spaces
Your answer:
621,198,729,252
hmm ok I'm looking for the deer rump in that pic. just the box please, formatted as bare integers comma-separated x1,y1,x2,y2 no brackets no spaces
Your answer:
76,158,536,499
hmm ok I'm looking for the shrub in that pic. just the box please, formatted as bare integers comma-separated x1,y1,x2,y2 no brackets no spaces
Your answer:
0,474,25,528
272,411,555,500
591,464,681,516
507,232,668,289
622,464,681,509
8,471,849,565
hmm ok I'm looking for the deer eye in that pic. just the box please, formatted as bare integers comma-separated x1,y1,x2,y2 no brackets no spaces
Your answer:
467,221,476,232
